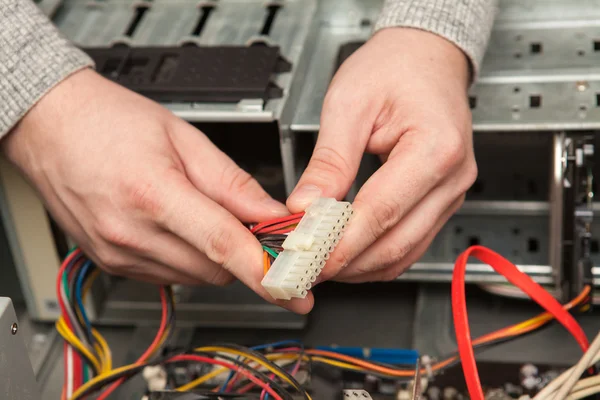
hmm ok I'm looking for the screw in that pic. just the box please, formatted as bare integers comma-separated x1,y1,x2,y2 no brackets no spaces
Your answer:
10,323,17,335
577,81,589,91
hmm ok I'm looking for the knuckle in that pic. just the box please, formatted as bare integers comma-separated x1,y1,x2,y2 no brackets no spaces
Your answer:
203,226,234,267
126,180,166,220
206,268,234,287
309,146,353,183
94,247,123,273
431,131,468,179
356,198,400,240
223,165,257,195
96,218,135,249
380,240,414,267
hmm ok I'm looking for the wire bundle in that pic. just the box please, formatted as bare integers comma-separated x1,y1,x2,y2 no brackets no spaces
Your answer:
56,248,174,400
452,245,592,400
249,212,305,274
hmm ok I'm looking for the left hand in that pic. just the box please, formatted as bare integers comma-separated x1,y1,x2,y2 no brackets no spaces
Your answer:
286,28,478,283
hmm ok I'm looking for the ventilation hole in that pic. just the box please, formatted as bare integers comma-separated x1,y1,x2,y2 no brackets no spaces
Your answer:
469,96,477,109
512,228,521,235
512,105,520,112
515,34,523,41
471,180,484,193
527,238,539,253
591,239,599,254
578,50,586,56
192,5,215,36
595,40,600,51
455,226,463,235
527,179,537,195
530,42,542,54
529,95,542,108
260,4,281,36
514,87,521,93
360,18,372,27
514,52,522,59
580,104,588,112
124,4,150,37
596,94,600,107
468,236,480,246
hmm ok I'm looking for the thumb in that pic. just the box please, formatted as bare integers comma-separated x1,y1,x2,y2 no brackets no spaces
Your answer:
287,96,371,213
170,121,289,222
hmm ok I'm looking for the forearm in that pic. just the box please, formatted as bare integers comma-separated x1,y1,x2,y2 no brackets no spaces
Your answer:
375,0,498,78
0,0,93,137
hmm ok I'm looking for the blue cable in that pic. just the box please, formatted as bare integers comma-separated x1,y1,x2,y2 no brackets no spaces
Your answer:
75,260,94,341
219,340,304,392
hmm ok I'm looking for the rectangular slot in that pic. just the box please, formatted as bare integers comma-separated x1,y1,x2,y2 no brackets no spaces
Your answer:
530,42,542,54
124,5,150,37
192,5,215,36
121,56,149,77
468,236,480,246
527,238,539,253
594,40,600,51
596,93,600,107
469,96,477,109
151,54,179,83
529,95,542,108
260,4,281,36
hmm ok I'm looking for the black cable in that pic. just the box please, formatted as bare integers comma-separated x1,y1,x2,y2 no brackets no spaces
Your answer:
201,344,308,400
192,351,294,400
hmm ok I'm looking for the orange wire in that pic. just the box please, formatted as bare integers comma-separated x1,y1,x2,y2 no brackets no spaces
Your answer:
263,251,270,275
303,285,591,378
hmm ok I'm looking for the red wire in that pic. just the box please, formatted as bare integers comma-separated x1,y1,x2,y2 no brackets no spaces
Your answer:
251,213,304,234
97,287,169,400
452,246,590,400
56,249,82,396
170,355,283,400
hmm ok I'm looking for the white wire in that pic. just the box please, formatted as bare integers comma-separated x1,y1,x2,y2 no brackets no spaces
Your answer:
566,384,600,400
552,331,600,400
534,334,600,400
66,344,74,398
568,375,600,397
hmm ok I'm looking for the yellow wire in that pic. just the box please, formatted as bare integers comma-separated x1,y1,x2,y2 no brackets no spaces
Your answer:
177,352,365,392
195,346,300,389
71,363,142,400
56,318,101,374
92,328,112,372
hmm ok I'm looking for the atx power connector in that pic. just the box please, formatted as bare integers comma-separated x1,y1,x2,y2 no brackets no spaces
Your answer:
261,198,353,300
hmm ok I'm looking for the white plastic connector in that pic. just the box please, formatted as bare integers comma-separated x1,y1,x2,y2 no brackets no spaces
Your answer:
261,198,353,300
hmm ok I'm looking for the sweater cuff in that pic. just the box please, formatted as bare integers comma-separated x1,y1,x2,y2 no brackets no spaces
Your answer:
374,0,498,79
0,0,94,137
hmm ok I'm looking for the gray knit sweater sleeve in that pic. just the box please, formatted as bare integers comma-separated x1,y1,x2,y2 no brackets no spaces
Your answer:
375,0,498,77
0,0,94,137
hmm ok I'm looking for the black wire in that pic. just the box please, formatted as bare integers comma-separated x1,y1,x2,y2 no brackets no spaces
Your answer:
204,344,308,400
192,351,294,400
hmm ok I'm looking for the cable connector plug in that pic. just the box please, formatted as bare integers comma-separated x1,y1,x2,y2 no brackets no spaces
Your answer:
261,198,353,300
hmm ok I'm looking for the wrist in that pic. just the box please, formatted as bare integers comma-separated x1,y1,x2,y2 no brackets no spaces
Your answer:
370,27,471,89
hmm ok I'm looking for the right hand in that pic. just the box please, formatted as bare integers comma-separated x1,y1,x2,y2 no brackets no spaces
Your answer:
2,69,314,314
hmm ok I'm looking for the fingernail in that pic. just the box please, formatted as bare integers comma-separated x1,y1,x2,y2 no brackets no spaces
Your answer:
290,185,322,209
263,198,289,216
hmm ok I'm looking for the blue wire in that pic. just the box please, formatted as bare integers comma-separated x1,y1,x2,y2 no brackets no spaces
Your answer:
75,260,94,341
219,340,304,392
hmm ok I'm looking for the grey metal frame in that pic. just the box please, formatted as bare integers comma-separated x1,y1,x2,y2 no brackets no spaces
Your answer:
0,298,41,400
2,0,600,324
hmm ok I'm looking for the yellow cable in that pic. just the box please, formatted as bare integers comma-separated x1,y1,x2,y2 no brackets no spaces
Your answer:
71,363,141,400
195,346,299,389
56,318,101,374
177,352,365,392
92,328,112,372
